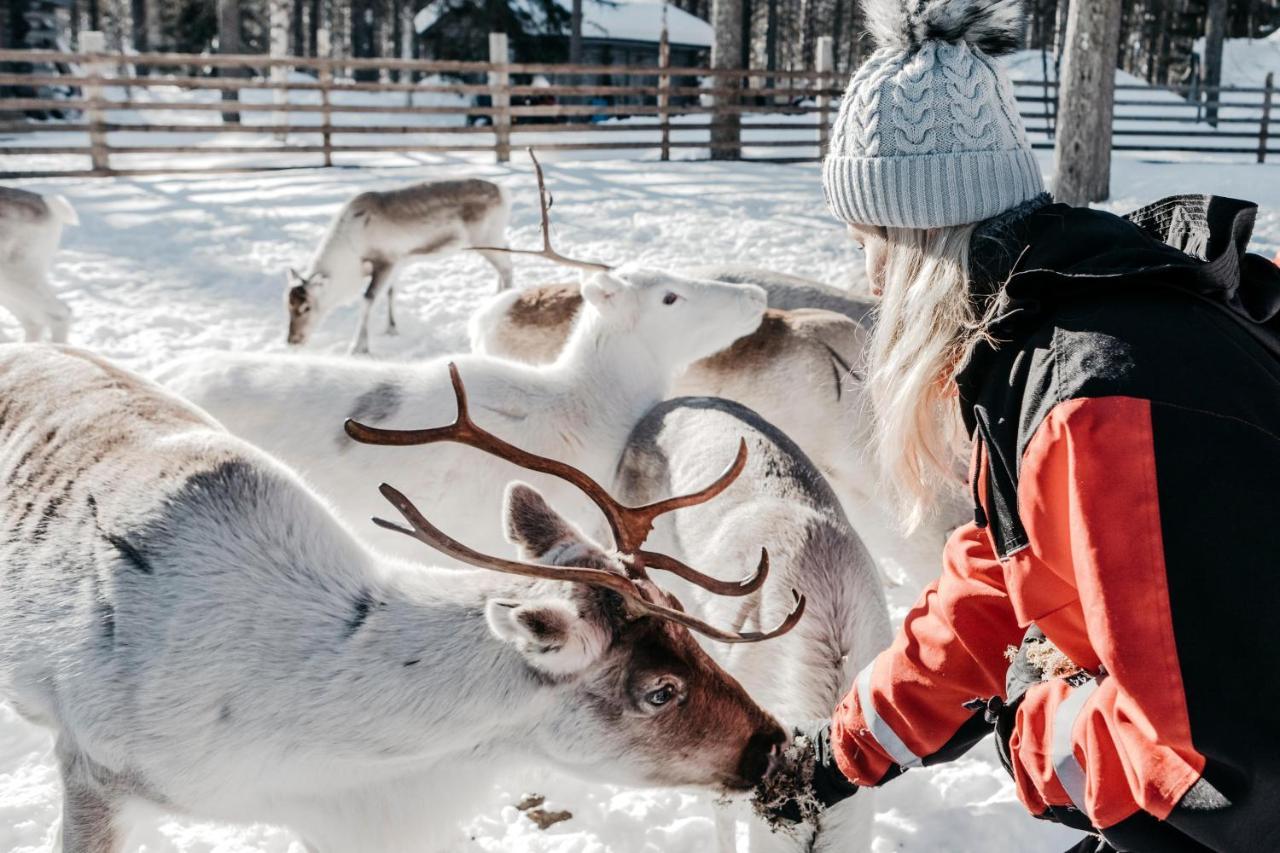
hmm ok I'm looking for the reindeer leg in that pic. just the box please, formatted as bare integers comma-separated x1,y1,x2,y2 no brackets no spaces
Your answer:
479,249,514,292
56,742,124,853
348,261,393,356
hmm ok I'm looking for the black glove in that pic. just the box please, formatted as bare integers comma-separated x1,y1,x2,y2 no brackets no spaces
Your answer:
755,719,859,827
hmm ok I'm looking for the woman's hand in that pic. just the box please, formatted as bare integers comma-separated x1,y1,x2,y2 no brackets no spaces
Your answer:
752,719,859,829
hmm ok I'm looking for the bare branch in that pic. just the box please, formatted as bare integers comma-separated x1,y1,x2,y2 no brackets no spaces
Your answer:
471,148,612,273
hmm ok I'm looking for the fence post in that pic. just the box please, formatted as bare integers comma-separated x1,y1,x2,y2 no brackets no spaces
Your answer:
489,32,511,164
318,28,333,168
659,21,671,162
1260,72,1274,165
816,35,834,157
79,31,111,175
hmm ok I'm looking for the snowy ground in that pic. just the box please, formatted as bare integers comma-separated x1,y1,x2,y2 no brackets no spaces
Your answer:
1,151,1278,853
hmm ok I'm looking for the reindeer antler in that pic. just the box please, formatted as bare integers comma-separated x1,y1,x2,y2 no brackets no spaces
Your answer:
471,149,612,273
345,363,805,644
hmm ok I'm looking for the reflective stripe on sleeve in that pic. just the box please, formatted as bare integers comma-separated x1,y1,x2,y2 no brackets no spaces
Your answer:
856,664,924,769
1051,678,1100,814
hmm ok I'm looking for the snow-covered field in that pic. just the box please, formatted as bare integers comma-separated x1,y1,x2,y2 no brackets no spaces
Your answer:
1,151,1278,853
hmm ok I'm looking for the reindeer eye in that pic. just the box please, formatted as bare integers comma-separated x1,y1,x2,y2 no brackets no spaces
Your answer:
645,685,675,706
662,292,679,306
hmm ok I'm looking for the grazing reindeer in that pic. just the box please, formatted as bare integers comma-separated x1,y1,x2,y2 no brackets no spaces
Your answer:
0,187,77,343
159,162,767,565
616,396,893,853
0,346,801,853
286,178,513,355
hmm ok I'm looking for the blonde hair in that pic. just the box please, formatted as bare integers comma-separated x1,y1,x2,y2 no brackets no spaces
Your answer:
865,223,999,532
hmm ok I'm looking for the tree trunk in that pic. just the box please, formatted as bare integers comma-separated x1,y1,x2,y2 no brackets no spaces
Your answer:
765,0,777,85
830,0,846,72
389,0,402,81
308,0,321,56
130,0,147,69
1054,0,1070,57
570,0,583,63
1053,0,1121,204
269,0,290,136
218,0,242,123
270,0,290,59
351,0,378,81
1203,0,1227,126
292,0,306,56
711,0,743,160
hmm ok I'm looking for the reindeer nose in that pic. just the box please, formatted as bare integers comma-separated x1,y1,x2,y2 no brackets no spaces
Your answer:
738,722,789,786
765,737,789,779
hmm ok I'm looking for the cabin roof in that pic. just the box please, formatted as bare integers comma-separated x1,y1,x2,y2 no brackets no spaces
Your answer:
414,0,713,49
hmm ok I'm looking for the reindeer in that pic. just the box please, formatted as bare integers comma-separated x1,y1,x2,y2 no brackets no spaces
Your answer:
0,345,803,853
286,178,513,355
470,285,875,502
159,157,768,565
680,264,875,327
470,277,966,588
0,187,77,343
615,396,893,852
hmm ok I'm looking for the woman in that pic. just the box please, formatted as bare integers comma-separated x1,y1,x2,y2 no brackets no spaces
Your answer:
772,1,1280,851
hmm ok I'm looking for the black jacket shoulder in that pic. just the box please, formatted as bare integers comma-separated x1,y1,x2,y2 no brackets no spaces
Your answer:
959,196,1280,559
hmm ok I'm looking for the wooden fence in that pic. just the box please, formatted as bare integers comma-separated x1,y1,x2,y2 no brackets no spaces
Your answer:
1013,73,1277,162
0,39,843,178
0,42,1276,179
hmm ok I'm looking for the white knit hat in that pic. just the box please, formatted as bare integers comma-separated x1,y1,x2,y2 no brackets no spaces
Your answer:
823,0,1044,229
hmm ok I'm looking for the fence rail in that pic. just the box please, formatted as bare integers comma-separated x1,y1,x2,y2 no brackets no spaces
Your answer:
1,45,1276,179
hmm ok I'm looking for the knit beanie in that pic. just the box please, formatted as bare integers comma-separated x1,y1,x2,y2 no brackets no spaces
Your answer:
823,0,1044,229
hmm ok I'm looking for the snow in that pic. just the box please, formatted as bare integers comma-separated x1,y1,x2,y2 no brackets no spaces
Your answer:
1,150,1278,851
414,0,713,48
572,0,713,48
1193,35,1280,89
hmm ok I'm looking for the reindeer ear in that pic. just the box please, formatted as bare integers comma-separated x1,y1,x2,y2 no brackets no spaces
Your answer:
287,267,304,284
504,482,592,560
486,597,608,676
581,272,626,313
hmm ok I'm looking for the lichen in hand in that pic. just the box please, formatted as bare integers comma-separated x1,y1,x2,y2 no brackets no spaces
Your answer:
750,734,823,832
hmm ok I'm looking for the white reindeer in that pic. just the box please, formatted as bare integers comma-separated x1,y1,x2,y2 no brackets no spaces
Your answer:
470,276,967,588
0,344,802,853
286,178,513,355
470,281,876,506
160,266,766,565
679,264,876,326
616,396,893,853
0,187,77,343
